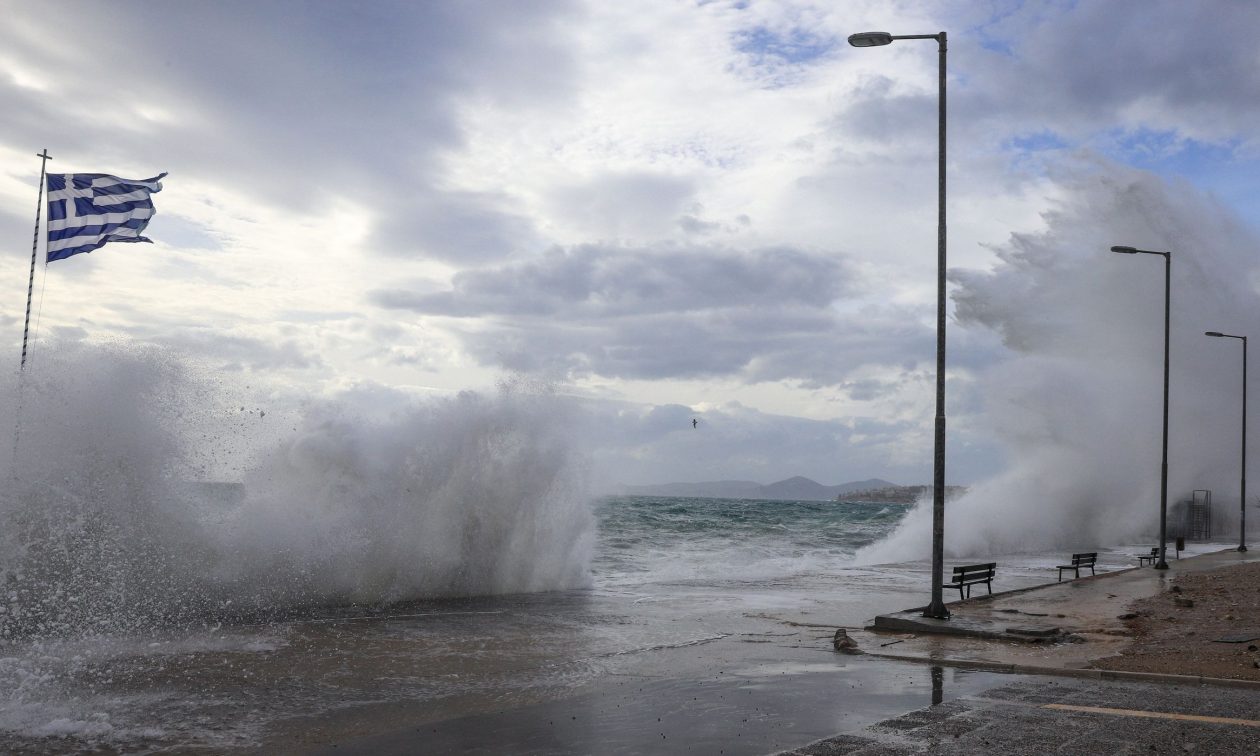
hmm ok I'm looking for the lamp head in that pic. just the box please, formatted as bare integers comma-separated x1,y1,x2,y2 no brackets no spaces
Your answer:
1110,246,1139,254
1206,332,1225,337
848,32,894,47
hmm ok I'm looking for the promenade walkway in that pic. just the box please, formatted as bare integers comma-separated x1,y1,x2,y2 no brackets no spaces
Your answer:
779,547,1260,755
863,546,1260,681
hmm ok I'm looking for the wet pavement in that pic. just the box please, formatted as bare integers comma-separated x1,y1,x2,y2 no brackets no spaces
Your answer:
862,546,1260,677
308,654,1014,756
782,676,1260,755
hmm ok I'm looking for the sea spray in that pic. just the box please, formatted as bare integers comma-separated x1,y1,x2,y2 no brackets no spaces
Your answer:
857,159,1259,563
1,345,206,637
224,375,595,604
0,345,594,639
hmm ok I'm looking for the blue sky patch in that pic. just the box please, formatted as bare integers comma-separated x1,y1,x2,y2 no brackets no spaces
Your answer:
734,26,835,66
1101,128,1236,173
1006,131,1069,153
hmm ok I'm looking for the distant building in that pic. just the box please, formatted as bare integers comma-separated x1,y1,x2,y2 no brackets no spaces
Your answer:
837,485,967,504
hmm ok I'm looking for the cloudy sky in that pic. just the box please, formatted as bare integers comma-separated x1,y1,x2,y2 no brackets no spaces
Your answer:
1,0,1258,490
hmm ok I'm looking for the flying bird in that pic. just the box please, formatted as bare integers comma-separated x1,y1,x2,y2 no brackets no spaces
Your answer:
692,418,698,429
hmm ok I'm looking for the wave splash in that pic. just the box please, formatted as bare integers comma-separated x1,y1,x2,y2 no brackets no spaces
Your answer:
858,161,1259,563
0,346,594,639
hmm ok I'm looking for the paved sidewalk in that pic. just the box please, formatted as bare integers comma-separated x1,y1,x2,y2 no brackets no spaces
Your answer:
858,547,1260,683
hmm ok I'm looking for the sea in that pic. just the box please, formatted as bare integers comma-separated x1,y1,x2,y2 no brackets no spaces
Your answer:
0,492,1186,753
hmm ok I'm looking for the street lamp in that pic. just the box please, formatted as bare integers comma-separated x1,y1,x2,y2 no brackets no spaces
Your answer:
1205,330,1247,552
850,30,950,619
1111,245,1171,569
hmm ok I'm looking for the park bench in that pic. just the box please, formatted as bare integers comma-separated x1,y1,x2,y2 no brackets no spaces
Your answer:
1056,552,1097,582
949,562,996,600
1136,547,1159,566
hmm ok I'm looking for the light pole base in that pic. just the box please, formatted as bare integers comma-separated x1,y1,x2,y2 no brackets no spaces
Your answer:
1239,545,1248,552
1154,560,1170,570
923,601,950,620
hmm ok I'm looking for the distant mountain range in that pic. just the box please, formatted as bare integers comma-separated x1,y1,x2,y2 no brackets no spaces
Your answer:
617,476,901,502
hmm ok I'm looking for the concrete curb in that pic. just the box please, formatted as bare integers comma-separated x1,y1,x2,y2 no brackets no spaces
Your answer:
903,563,1145,610
869,651,1260,690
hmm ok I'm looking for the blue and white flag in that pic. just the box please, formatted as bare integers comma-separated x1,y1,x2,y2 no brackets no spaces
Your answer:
45,172,167,262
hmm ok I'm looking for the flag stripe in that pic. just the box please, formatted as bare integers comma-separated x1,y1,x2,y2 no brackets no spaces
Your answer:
48,232,153,261
49,219,153,247
48,208,154,233
93,188,152,204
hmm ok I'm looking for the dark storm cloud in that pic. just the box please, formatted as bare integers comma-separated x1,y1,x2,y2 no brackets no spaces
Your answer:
372,243,938,385
970,1,1260,140
0,0,579,261
380,244,845,317
836,1,1260,164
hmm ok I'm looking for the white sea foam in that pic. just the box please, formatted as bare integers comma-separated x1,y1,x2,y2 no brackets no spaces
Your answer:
0,345,595,639
859,159,1259,563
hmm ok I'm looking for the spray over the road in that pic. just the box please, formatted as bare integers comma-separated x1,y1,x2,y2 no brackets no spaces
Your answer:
859,161,1260,563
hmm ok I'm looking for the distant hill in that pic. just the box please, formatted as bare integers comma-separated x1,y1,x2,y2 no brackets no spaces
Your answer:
618,476,899,502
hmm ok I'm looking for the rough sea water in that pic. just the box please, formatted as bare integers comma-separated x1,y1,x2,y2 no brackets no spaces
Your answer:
593,496,911,588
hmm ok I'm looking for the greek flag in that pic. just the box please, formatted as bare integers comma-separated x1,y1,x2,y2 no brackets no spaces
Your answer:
45,172,167,262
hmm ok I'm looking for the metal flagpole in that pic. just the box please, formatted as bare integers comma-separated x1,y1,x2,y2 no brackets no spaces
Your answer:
21,149,52,370
13,150,51,479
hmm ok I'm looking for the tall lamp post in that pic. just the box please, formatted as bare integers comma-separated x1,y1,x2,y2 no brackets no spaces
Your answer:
849,30,950,619
1111,245,1171,570
1204,331,1247,552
